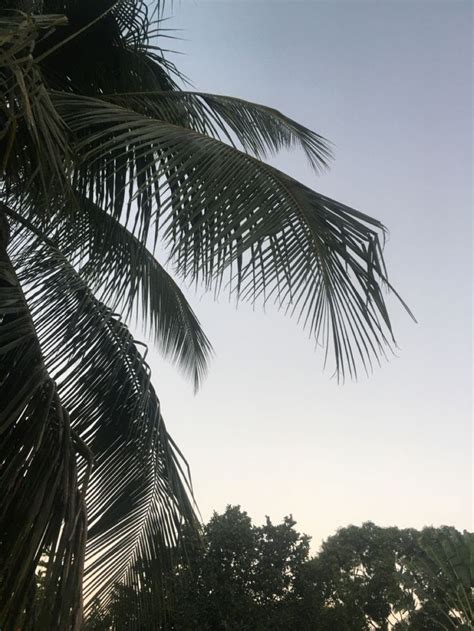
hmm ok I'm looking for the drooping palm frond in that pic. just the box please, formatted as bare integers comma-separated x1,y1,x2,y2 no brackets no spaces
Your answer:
0,213,90,630
6,201,212,389
106,91,333,170
58,93,411,378
7,213,199,621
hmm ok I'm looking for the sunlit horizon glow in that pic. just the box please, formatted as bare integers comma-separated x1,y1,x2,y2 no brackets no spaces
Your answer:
140,0,472,549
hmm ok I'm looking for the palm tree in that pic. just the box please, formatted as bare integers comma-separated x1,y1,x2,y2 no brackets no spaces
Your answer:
407,529,473,629
0,1,411,628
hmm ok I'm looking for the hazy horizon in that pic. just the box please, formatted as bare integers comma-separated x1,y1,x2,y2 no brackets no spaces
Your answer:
143,0,472,548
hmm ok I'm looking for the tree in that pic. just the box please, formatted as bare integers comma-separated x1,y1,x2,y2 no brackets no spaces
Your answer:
95,506,311,630
0,1,410,628
180,506,311,630
94,511,471,630
400,528,473,630
294,523,473,631
297,522,419,629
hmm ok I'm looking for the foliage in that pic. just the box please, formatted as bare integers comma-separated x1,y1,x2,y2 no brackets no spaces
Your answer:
300,523,473,631
86,506,312,630
171,507,311,630
85,509,473,631
298,522,419,629
401,528,473,629
0,1,411,628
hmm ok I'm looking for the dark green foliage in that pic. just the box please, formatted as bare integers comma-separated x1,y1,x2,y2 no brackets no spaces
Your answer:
401,528,473,629
298,522,419,629
87,506,311,630
87,509,472,630
299,523,472,630
173,507,311,630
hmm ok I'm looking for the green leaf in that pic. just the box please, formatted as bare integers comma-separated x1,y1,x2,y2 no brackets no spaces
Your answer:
106,90,333,170
7,201,212,390
0,216,90,630
56,93,413,379
7,213,199,620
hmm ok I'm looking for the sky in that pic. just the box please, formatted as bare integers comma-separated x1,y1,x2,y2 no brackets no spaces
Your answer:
146,0,472,549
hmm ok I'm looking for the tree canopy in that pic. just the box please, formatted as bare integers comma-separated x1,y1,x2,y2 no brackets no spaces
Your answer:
85,507,473,630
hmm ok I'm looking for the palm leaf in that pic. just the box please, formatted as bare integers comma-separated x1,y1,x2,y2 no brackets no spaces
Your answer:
0,212,90,630
6,200,212,389
106,90,333,170
0,14,71,198
410,530,474,628
37,0,182,94
7,213,199,619
57,93,412,378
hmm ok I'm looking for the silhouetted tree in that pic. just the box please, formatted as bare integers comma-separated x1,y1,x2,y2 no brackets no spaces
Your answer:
86,510,471,630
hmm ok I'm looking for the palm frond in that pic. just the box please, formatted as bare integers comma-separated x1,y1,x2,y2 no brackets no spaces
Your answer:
7,214,199,619
56,93,412,379
0,13,71,198
5,201,212,389
37,1,183,94
106,91,333,170
410,530,474,627
0,212,90,630
40,0,166,51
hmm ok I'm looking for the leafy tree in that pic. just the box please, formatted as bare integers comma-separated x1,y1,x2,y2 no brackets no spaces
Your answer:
94,506,311,630
0,1,410,628
297,522,419,629
93,511,471,630
296,523,473,631
189,507,310,630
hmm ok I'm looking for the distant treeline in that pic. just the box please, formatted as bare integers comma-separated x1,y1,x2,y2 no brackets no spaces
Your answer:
83,506,472,630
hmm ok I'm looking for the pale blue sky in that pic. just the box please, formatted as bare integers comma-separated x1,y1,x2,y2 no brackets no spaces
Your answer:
147,1,472,547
